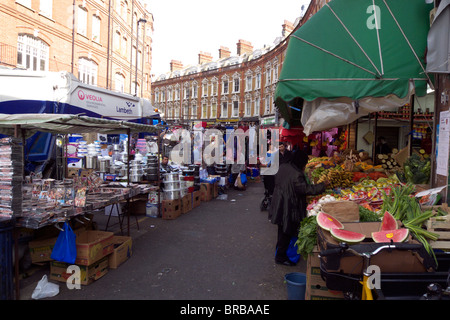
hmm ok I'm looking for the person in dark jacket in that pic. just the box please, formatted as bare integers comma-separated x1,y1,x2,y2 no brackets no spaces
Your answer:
269,150,327,266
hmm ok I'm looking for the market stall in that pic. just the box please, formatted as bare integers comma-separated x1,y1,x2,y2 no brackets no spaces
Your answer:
293,152,450,300
0,113,165,299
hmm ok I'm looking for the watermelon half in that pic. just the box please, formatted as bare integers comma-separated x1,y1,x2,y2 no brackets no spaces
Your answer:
372,228,409,243
380,211,398,231
330,228,366,244
317,211,344,231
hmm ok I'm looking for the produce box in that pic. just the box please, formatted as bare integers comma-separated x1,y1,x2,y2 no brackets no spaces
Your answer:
317,222,430,274
213,182,218,198
75,230,114,266
108,236,132,269
181,194,192,214
426,214,450,250
50,256,109,286
306,247,344,300
192,191,201,208
200,183,213,202
162,199,181,220
321,201,359,222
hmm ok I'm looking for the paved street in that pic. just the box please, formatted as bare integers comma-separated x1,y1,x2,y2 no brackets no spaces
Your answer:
19,180,307,300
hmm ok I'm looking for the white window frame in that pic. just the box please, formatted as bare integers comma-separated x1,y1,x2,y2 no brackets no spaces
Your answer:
16,0,31,8
77,6,88,37
221,102,228,118
265,95,271,114
245,99,251,117
245,75,252,92
233,77,240,93
222,80,229,95
39,0,53,18
202,103,208,119
115,73,125,93
17,34,49,71
92,14,101,43
78,58,98,86
232,100,239,118
255,73,261,89
211,102,217,119
254,97,260,116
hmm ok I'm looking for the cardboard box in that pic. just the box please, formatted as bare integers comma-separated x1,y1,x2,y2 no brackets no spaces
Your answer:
28,228,86,263
28,236,57,263
181,194,192,214
306,247,344,300
75,230,114,266
162,199,181,220
109,236,132,269
321,201,360,222
317,222,428,274
192,191,201,208
50,256,109,286
200,183,213,202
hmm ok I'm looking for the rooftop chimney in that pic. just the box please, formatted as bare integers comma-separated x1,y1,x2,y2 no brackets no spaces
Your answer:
236,39,253,56
198,51,213,64
219,46,231,59
170,60,184,72
282,20,294,37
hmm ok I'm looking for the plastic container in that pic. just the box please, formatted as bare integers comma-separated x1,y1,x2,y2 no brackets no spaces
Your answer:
0,218,14,300
284,272,306,300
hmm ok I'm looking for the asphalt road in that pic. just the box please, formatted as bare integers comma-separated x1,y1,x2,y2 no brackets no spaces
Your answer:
19,180,307,301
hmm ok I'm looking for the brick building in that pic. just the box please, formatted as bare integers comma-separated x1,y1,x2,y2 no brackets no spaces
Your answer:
0,0,153,99
151,0,325,127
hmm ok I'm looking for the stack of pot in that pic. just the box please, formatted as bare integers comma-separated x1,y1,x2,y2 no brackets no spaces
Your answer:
145,155,159,181
162,172,181,200
189,165,201,191
214,163,228,177
130,159,143,182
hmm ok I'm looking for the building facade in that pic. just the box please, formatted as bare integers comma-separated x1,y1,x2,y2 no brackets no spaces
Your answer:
0,0,153,99
151,0,326,128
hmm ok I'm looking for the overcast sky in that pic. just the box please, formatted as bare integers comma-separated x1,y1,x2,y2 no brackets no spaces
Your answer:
147,0,311,78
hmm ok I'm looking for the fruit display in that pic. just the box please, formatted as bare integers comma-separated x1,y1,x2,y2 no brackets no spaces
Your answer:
316,211,344,231
371,228,409,243
330,228,366,244
316,166,353,189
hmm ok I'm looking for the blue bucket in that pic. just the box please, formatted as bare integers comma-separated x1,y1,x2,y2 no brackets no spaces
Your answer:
285,272,306,300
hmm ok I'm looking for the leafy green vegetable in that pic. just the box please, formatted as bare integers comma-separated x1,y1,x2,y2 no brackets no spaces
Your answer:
403,154,430,184
359,206,381,222
296,215,318,257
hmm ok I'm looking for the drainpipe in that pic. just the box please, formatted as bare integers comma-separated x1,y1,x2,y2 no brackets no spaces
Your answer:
106,0,111,89
71,0,76,74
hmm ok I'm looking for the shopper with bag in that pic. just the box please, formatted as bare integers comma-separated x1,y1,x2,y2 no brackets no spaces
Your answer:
269,150,327,266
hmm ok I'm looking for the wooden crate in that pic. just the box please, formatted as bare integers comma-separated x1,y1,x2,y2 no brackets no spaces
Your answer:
426,214,450,250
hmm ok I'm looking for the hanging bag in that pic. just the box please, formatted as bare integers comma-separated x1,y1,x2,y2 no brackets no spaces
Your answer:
50,222,77,264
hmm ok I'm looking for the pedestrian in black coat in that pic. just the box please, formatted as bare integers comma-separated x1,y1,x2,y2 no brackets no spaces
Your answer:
269,150,327,266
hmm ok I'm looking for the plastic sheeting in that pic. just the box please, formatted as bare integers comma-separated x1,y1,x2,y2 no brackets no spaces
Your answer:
426,0,450,74
301,82,413,135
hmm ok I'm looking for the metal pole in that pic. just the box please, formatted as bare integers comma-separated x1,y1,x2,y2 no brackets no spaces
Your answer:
135,19,147,96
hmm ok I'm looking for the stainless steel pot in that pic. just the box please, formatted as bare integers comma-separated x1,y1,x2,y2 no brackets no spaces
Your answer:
164,189,180,200
163,172,180,182
86,155,98,169
163,181,180,190
99,159,110,172
130,174,142,182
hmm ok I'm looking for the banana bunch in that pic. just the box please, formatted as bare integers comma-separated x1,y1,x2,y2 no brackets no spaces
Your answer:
317,167,353,189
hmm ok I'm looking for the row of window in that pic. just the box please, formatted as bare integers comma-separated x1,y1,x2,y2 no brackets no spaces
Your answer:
163,95,274,120
154,68,277,104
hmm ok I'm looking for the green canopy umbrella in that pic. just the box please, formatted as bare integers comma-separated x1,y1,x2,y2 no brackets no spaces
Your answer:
275,0,434,134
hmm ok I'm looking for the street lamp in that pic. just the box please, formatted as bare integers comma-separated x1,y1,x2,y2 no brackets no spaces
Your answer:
135,18,147,96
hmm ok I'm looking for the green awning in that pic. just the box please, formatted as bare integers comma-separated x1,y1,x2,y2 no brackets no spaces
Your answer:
275,0,434,130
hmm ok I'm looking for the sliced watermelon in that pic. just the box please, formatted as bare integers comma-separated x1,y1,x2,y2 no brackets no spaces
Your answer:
317,211,344,231
330,228,366,244
380,211,397,231
372,228,409,243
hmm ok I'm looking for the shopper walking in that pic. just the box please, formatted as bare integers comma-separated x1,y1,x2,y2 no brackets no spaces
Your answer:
269,150,327,266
